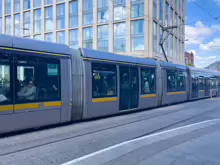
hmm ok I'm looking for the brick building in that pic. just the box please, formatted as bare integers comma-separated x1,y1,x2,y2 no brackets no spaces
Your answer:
185,52,194,66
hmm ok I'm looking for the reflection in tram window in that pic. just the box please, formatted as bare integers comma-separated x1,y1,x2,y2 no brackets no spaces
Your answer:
167,70,176,92
16,54,61,103
0,65,11,104
211,76,217,89
177,71,185,91
92,63,117,98
167,69,186,92
141,68,156,94
198,74,205,90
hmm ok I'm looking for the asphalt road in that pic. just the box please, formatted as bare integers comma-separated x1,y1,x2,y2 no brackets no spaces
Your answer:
0,97,220,165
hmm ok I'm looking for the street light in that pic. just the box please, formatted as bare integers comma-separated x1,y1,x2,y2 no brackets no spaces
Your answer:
159,25,178,62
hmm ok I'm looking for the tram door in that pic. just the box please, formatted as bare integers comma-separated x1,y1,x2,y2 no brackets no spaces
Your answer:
192,73,198,98
119,66,139,111
205,77,210,96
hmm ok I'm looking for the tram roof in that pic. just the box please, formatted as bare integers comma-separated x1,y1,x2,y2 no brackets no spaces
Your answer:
160,61,187,70
0,34,71,55
80,48,157,66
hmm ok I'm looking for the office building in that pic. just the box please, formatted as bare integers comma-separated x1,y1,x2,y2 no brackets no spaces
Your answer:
0,0,186,64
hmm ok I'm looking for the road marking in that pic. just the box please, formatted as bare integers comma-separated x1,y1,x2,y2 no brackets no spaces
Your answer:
61,118,220,165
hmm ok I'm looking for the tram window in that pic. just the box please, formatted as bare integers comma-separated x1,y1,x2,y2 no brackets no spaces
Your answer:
141,68,156,94
167,70,177,92
198,75,205,90
0,64,11,105
15,54,61,103
92,63,117,98
176,71,185,91
167,69,186,92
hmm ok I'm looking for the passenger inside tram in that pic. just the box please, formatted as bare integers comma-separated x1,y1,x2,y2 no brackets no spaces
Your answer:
17,80,37,101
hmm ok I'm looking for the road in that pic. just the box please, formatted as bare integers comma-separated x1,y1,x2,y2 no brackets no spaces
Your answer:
0,97,220,165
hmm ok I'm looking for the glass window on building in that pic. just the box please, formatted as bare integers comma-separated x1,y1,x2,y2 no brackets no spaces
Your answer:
5,16,11,35
170,8,173,26
56,31,65,44
131,0,144,18
57,0,63,2
170,35,173,57
165,31,168,55
45,7,53,32
177,39,179,62
131,19,144,51
159,26,162,53
173,37,176,58
24,0,31,10
23,11,30,35
182,0,184,13
45,0,52,5
69,1,78,28
98,25,108,52
34,9,41,33
83,0,93,25
165,2,169,26
114,22,126,52
83,27,93,49
57,3,65,30
14,0,20,12
5,0,11,15
14,14,20,36
159,0,163,23
153,0,157,19
114,0,126,21
45,33,53,42
153,21,157,52
98,0,108,23
34,34,42,40
0,0,2,17
0,18,2,33
34,0,41,8
69,29,78,49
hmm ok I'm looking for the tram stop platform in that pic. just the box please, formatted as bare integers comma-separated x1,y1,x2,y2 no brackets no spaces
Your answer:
62,119,220,165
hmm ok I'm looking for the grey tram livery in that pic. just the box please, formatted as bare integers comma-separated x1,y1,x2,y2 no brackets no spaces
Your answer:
0,34,219,134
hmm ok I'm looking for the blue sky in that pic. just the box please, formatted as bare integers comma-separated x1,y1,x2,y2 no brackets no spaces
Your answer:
186,0,220,68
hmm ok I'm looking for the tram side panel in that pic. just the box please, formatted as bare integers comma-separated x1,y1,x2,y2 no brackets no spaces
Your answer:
161,68,187,105
83,60,119,118
0,50,70,134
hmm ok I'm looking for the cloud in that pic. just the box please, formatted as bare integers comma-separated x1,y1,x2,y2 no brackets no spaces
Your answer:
185,21,213,45
200,38,220,51
214,0,220,6
194,55,217,68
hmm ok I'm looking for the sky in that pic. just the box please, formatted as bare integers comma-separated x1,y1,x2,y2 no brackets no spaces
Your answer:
185,0,220,68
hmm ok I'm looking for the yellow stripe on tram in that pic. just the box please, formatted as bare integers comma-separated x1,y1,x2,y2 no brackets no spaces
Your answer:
92,97,118,103
141,94,156,98
199,90,204,92
168,91,186,95
14,103,39,111
44,101,62,107
0,47,67,57
0,105,13,112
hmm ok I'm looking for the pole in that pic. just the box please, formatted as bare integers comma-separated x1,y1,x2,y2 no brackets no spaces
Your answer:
159,41,168,62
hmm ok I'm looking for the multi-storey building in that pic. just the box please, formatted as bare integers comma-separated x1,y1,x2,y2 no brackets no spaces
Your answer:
0,0,186,64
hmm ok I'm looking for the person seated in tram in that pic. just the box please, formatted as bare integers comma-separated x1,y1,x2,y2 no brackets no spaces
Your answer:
107,87,114,96
17,80,37,101
144,78,150,93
